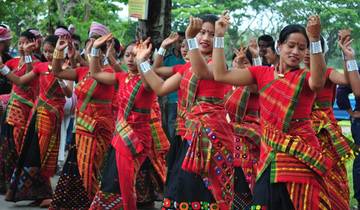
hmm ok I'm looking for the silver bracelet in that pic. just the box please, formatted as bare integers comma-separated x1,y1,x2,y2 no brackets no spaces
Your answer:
0,65,10,76
252,56,262,66
103,57,109,66
139,60,152,74
57,79,68,88
214,37,224,49
346,60,359,72
90,47,100,57
187,38,199,51
310,40,323,54
24,55,33,64
157,47,167,56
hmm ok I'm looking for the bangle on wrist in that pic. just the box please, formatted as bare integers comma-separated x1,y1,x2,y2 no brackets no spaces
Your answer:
310,40,323,54
187,38,199,51
0,65,11,76
346,60,359,72
24,55,33,64
139,60,152,74
53,50,65,60
252,56,262,66
214,37,224,49
157,47,167,56
90,48,100,57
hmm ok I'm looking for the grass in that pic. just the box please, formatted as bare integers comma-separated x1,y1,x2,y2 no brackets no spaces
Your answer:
341,120,358,209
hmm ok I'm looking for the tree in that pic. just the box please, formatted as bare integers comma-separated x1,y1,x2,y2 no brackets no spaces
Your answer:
248,0,360,67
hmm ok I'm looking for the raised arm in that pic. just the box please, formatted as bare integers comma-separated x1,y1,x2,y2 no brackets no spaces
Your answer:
212,12,255,86
338,33,360,97
52,36,78,81
185,16,213,80
135,39,182,96
0,42,37,85
153,32,180,78
89,34,116,85
306,15,327,92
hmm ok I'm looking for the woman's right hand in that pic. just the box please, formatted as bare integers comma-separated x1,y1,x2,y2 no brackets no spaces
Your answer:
135,38,153,63
161,32,179,49
93,33,113,49
56,36,68,51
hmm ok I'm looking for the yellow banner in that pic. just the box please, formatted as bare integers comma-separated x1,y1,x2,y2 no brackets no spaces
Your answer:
128,0,149,20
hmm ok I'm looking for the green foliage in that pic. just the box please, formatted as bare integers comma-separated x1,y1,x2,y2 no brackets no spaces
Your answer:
0,0,137,48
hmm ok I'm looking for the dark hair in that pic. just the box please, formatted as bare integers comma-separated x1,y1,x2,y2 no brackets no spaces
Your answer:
199,14,219,26
278,24,309,47
258,35,274,44
71,34,81,43
113,38,121,54
20,31,36,41
177,31,185,37
231,48,254,66
43,35,59,47
267,41,276,53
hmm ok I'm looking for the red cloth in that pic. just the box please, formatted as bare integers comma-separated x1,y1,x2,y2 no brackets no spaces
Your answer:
75,66,115,109
315,69,336,106
115,72,155,151
5,58,38,101
32,62,66,108
249,66,315,120
172,62,191,137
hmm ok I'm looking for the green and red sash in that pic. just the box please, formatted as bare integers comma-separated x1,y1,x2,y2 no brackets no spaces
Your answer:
114,79,143,156
225,86,250,123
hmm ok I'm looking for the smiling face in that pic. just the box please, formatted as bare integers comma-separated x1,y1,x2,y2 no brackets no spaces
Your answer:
123,44,138,73
195,22,215,56
18,36,29,55
278,33,307,69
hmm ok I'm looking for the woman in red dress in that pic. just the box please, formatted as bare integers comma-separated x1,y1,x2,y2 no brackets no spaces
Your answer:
212,14,330,210
49,24,116,209
307,34,360,210
0,31,39,194
2,35,72,207
135,14,237,210
88,34,167,210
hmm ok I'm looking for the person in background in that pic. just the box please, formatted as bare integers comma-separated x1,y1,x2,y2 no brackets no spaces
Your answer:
336,63,360,210
257,34,274,66
27,28,44,62
0,24,13,95
264,41,279,67
161,31,186,143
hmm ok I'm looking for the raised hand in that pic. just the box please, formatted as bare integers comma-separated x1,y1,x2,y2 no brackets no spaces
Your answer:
106,40,116,57
67,39,76,59
185,16,203,39
306,15,321,41
85,38,95,55
215,10,230,37
338,29,351,44
161,32,179,49
55,36,68,51
23,41,36,55
93,33,113,49
248,38,259,57
339,35,355,60
135,38,153,63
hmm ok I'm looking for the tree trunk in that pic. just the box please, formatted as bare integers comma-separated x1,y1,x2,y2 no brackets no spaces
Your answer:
137,0,172,49
55,0,65,23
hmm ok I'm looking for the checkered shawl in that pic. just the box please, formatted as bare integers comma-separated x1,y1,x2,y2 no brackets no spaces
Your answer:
225,86,250,123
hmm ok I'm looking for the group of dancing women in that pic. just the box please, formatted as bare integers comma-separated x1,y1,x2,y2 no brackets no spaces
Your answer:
0,10,360,210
